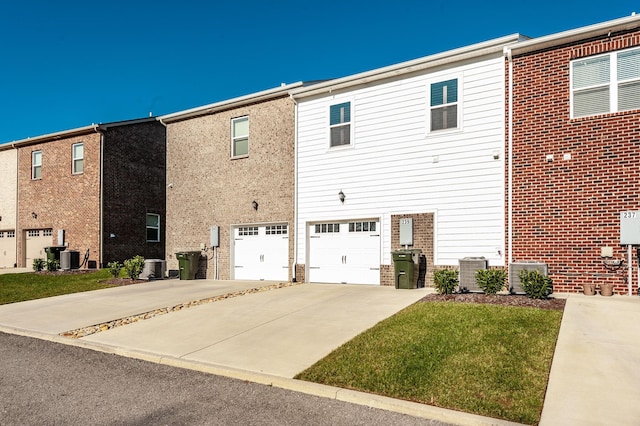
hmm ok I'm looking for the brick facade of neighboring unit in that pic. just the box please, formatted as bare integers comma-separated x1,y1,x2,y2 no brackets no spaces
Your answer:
508,28,640,294
17,132,102,267
102,121,166,263
164,95,295,280
13,119,166,268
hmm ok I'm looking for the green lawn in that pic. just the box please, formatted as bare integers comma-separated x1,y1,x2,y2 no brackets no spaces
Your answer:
0,270,116,305
296,302,563,425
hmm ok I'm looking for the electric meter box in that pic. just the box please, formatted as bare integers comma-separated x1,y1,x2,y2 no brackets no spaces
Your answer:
620,211,640,245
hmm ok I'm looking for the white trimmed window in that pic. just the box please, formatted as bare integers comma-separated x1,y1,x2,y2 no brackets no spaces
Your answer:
238,226,258,236
231,116,249,157
572,47,640,118
32,150,42,179
329,102,351,147
72,143,84,174
430,79,458,131
146,213,160,242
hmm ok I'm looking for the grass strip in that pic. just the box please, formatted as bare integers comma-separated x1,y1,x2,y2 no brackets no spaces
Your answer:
0,270,116,305
296,301,562,425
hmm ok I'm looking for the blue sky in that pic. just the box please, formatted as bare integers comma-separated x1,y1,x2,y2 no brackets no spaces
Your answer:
0,1,637,144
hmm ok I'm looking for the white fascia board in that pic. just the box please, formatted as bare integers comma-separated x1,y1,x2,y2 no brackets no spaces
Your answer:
509,14,640,56
290,34,524,99
158,82,305,123
1,124,100,150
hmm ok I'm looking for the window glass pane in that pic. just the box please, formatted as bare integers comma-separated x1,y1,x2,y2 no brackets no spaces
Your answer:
572,56,610,89
233,117,248,137
573,86,610,117
618,49,640,81
619,81,640,111
431,106,457,131
431,79,457,106
73,143,84,159
147,228,159,241
234,138,249,156
146,214,159,227
330,125,350,146
330,102,350,125
74,159,84,174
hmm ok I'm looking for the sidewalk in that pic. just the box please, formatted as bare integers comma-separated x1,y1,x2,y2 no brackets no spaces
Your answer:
540,293,640,425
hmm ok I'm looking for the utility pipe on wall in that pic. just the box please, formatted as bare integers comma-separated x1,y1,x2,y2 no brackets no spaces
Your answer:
505,46,514,264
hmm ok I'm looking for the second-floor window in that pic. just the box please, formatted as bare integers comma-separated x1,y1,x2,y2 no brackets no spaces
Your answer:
72,143,84,174
330,102,351,147
572,47,640,118
32,151,42,179
430,79,458,131
232,116,249,157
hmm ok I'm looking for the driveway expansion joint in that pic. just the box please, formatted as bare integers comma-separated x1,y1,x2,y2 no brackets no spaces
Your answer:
59,281,300,339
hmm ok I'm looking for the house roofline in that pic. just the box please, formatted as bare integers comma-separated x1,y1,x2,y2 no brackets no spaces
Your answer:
0,117,159,151
289,34,525,99
157,82,305,123
507,14,640,56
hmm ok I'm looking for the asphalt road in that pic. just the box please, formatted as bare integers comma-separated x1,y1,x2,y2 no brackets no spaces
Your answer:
0,332,449,426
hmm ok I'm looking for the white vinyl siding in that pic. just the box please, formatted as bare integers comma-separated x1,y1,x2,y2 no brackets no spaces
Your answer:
571,47,640,118
297,55,506,268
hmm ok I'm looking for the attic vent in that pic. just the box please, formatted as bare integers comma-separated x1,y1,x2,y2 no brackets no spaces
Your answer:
509,262,548,295
459,257,489,293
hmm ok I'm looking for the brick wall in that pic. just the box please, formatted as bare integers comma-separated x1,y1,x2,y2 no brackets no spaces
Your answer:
102,121,166,264
16,133,102,267
165,96,295,279
508,29,640,294
388,213,434,287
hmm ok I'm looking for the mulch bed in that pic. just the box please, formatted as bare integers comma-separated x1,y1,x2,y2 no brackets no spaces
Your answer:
419,293,566,311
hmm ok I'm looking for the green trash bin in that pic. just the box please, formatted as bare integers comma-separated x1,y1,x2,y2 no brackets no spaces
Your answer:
392,249,422,289
176,251,201,280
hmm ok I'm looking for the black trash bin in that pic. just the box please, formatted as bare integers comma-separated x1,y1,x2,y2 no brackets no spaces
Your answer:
176,251,201,280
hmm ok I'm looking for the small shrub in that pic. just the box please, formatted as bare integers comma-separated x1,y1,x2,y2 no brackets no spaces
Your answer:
475,268,507,295
433,269,458,294
46,258,59,272
107,261,122,279
32,258,45,272
519,270,553,299
123,256,145,280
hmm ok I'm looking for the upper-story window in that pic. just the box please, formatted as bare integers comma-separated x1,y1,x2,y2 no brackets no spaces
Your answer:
572,47,640,118
329,102,351,147
32,151,42,180
231,116,249,158
72,143,84,174
146,213,160,242
430,79,458,131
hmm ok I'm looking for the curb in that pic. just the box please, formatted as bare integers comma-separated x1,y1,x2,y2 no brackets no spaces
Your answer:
0,325,524,426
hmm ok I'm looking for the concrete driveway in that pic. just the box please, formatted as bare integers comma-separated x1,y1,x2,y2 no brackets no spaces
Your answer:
0,279,428,378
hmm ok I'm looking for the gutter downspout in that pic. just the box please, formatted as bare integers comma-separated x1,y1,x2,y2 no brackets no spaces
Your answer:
97,126,104,268
505,47,514,265
290,94,299,282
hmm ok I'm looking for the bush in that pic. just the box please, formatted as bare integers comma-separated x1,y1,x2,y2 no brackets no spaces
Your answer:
519,270,553,299
433,269,458,294
123,256,145,280
46,258,59,272
107,261,122,279
475,268,506,295
32,258,45,272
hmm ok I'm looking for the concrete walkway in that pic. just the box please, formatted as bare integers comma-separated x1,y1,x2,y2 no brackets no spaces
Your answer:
540,293,640,426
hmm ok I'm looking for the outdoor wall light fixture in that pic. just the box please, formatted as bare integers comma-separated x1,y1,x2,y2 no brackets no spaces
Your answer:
252,200,259,210
0,216,2,221
109,233,116,238
338,190,346,203
31,212,37,219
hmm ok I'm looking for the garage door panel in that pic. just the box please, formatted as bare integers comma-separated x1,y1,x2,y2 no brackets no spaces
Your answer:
308,220,380,285
25,229,53,267
234,225,289,281
0,231,16,268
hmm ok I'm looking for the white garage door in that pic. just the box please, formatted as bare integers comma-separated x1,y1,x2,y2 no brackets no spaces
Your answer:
25,229,53,267
0,230,16,268
308,220,380,285
234,224,289,281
